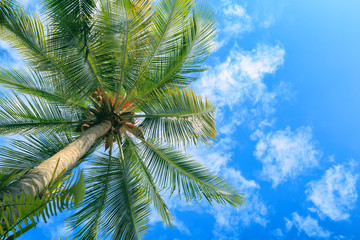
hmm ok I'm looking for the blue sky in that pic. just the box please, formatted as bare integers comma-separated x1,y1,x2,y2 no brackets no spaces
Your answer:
1,0,360,239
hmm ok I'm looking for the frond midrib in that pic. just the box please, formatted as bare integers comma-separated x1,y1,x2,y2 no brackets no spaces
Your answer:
140,137,232,197
0,77,88,111
131,107,214,118
125,135,173,226
117,135,141,240
118,0,182,110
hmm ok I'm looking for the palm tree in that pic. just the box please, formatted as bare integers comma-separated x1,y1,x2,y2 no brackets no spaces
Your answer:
0,0,244,239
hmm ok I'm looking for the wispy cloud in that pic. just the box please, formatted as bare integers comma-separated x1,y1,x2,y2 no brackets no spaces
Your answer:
223,4,248,17
211,0,285,51
252,126,321,187
306,162,358,221
272,228,285,239
285,212,331,238
222,4,252,35
194,44,285,110
210,167,268,239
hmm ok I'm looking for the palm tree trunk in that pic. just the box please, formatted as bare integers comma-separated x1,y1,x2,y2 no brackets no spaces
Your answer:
1,120,112,198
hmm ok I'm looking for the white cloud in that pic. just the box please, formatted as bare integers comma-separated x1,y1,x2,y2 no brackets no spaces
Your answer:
215,0,285,46
172,219,190,235
306,163,358,221
218,111,246,136
261,15,276,29
253,126,321,187
220,2,253,37
210,168,268,239
253,0,285,30
212,39,226,52
285,212,331,238
189,136,235,175
194,150,232,175
223,4,248,17
50,223,70,239
149,202,192,235
194,44,285,109
222,4,252,35
272,228,285,239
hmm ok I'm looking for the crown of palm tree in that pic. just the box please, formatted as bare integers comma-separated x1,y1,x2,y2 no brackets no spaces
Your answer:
0,0,244,239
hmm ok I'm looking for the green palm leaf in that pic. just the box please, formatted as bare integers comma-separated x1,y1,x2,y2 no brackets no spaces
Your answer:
68,141,115,240
119,0,195,107
135,3,216,98
0,170,85,240
137,87,216,146
43,0,113,108
69,152,150,240
106,145,150,240
123,135,173,227
43,0,96,53
0,2,102,102
0,92,85,135
90,0,153,97
139,139,244,206
0,1,47,67
0,67,88,110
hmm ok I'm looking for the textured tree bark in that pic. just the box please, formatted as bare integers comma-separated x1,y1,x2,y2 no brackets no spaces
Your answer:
0,120,112,199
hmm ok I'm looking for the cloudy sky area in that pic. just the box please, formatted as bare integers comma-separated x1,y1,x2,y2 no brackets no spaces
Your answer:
2,0,360,239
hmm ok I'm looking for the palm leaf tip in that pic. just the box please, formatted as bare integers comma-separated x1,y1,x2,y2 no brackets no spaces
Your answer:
138,139,244,207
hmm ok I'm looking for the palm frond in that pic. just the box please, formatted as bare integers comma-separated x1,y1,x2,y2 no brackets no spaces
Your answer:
0,1,47,67
0,170,19,191
181,3,216,74
135,2,216,98
0,67,88,110
0,92,85,135
0,170,85,240
137,87,216,146
90,0,153,98
43,0,96,53
43,0,114,109
111,140,149,240
68,136,115,240
0,2,102,102
139,139,244,206
119,0,195,108
123,135,173,227
69,152,150,240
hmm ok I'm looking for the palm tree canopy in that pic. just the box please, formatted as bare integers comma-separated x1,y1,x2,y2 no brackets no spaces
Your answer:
0,0,244,239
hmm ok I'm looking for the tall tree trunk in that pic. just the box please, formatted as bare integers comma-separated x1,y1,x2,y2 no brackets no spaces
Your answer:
1,120,112,199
